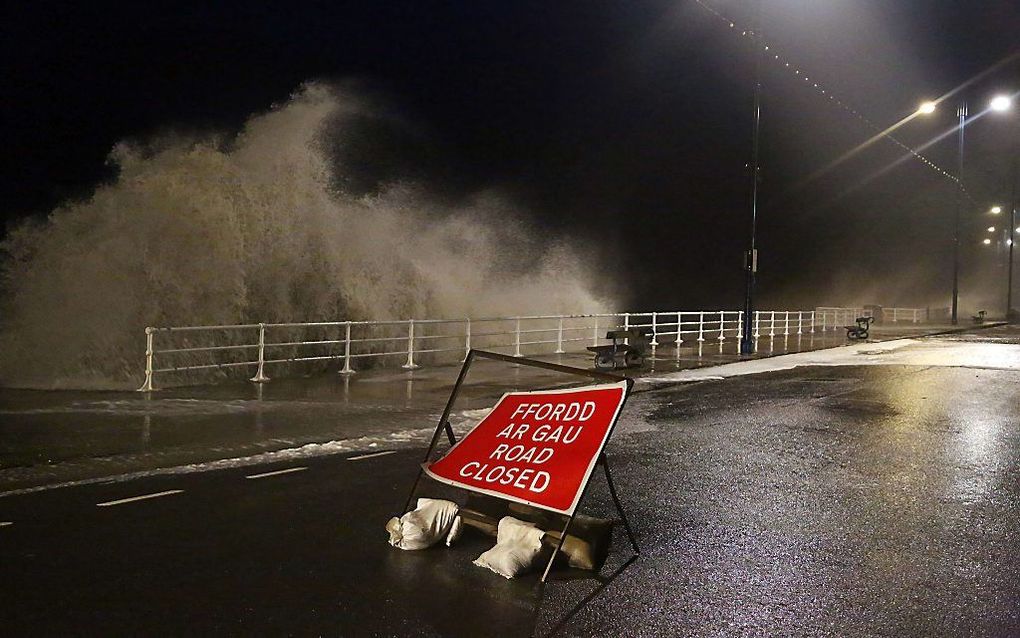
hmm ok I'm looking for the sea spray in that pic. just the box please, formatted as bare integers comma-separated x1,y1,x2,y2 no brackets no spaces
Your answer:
0,83,613,389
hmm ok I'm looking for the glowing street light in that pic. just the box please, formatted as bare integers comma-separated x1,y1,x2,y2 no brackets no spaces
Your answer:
988,226,996,232
991,206,1002,214
925,94,1014,324
990,95,1013,112
983,238,992,245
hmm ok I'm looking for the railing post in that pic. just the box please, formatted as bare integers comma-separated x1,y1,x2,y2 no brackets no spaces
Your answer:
810,311,815,333
340,321,354,374
463,318,471,361
796,311,803,335
250,323,270,382
137,327,155,392
650,312,659,346
784,311,790,336
675,312,683,348
769,311,776,337
402,319,419,369
623,313,630,345
555,317,565,353
718,310,726,340
913,309,919,323
697,311,705,342
514,317,522,357
737,311,743,342
753,311,761,338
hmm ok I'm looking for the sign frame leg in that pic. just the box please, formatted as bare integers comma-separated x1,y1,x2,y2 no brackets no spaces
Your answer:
401,351,475,513
600,452,641,555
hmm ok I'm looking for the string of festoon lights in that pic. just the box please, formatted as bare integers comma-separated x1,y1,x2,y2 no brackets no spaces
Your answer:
692,0,961,186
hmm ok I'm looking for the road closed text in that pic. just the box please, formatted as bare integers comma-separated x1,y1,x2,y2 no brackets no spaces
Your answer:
425,382,628,514
457,462,551,493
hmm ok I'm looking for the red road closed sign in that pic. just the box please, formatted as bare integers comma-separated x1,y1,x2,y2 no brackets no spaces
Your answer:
424,381,629,515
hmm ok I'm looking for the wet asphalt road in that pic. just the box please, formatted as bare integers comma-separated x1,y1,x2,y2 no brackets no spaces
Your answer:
3,342,1020,636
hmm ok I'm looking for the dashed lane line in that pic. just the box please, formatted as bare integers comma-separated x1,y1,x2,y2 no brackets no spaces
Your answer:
347,450,397,461
245,466,308,480
96,490,184,507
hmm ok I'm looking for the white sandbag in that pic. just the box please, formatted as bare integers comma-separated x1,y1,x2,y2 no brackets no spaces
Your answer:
445,515,464,547
473,516,545,579
386,498,460,550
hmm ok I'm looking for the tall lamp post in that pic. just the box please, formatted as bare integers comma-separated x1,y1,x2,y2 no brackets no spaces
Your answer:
952,102,967,325
1007,156,1017,320
987,94,1015,319
919,93,1013,323
740,1,765,356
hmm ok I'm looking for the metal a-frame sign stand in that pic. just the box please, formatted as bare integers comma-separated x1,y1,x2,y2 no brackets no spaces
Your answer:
400,349,641,635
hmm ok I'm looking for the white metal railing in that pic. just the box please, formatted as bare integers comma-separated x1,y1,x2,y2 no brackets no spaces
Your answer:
814,307,868,331
882,307,924,323
137,309,817,390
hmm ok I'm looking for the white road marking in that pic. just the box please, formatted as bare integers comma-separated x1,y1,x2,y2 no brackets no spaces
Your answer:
245,466,308,480
347,450,397,461
0,521,13,527
96,490,184,507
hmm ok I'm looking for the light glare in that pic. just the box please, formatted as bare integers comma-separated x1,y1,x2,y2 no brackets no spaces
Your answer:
988,226,996,232
991,206,1002,214
989,95,1012,112
918,101,937,115
983,238,992,245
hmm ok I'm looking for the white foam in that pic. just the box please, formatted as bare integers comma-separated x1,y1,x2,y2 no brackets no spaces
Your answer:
0,407,487,498
641,338,1020,384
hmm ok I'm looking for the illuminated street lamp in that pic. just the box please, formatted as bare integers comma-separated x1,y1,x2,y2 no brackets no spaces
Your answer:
990,95,1013,112
983,238,992,245
988,226,996,232
991,206,1002,214
993,95,1017,321
918,93,1014,324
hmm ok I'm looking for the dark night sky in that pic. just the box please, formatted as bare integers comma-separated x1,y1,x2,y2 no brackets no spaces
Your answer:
2,0,1018,310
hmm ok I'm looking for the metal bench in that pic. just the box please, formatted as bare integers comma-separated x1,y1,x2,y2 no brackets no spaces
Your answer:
845,316,873,340
586,328,650,369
